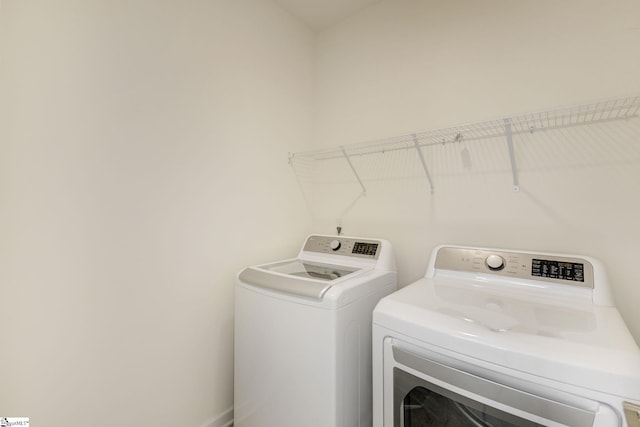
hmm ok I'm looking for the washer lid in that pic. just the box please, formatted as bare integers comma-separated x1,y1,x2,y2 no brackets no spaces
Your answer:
238,259,362,299
262,259,359,281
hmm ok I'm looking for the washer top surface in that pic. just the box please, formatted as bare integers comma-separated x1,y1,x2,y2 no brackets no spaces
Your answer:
374,245,640,399
237,234,396,303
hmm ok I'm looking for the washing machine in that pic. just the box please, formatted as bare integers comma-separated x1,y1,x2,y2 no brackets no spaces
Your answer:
373,245,640,427
234,234,397,427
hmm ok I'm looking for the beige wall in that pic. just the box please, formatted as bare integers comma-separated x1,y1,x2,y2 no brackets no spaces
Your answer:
0,1,313,426
310,0,640,341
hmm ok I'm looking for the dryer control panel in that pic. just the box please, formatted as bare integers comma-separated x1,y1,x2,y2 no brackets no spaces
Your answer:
434,246,594,289
303,235,381,260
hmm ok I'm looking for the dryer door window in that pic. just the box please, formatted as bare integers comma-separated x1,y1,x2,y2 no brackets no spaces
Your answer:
397,373,542,426
392,347,596,427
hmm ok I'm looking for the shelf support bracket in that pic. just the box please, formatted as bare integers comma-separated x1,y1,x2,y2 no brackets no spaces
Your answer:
504,118,520,192
340,146,367,196
413,134,435,194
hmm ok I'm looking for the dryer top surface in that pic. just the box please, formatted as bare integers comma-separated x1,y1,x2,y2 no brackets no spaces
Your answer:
373,245,640,399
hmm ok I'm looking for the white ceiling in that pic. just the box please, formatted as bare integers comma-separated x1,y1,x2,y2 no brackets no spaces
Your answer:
274,0,383,30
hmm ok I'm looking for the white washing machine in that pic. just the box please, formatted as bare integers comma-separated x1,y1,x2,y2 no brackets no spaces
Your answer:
234,234,397,427
373,245,640,427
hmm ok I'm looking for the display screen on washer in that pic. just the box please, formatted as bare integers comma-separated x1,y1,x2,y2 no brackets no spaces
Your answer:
352,242,378,257
262,260,359,281
531,259,584,282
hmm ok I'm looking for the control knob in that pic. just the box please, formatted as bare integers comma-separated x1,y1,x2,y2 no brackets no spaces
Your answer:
485,254,505,271
329,240,341,251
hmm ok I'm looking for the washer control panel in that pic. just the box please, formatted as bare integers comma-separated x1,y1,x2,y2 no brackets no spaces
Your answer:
303,235,380,260
434,246,594,288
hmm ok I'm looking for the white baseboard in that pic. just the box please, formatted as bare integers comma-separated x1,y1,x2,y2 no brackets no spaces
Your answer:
199,406,233,427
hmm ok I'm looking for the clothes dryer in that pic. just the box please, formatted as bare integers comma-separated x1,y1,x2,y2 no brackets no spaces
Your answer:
373,245,640,427
235,234,397,427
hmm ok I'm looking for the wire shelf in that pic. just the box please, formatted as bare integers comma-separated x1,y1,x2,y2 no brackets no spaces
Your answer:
290,95,640,161
289,95,640,194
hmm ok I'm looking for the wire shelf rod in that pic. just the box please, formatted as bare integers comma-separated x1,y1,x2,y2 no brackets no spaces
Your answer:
413,134,435,194
504,118,520,192
340,146,367,196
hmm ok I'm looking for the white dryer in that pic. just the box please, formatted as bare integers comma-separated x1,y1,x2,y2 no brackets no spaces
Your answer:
373,245,640,427
235,234,397,427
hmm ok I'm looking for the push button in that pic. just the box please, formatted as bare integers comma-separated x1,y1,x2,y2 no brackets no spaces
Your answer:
485,254,505,271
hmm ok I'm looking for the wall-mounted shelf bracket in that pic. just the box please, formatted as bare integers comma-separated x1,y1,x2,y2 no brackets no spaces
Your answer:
504,118,520,192
340,146,367,196
412,134,435,194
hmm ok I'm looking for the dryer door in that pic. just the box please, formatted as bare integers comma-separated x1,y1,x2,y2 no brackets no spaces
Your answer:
389,345,621,427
